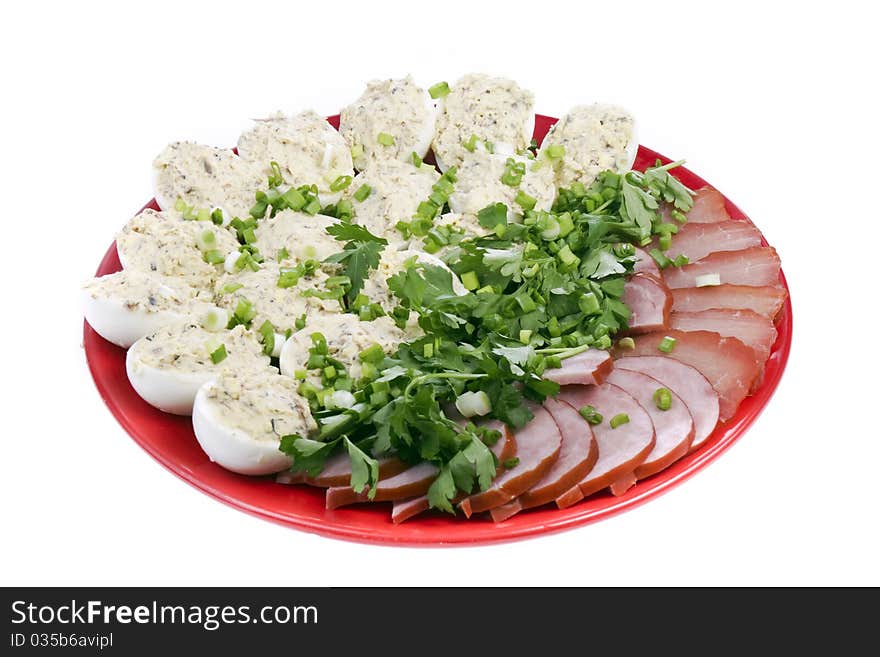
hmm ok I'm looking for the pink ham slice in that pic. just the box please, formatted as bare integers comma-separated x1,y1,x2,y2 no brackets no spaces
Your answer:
458,405,562,518
624,273,671,334
276,453,407,487
555,383,655,507
604,369,694,478
611,330,760,422
671,309,778,363
684,187,731,223
671,284,787,320
633,247,661,277
614,356,719,452
662,247,781,290
542,349,613,386
390,423,517,524
660,221,763,263
489,398,598,522
325,462,438,509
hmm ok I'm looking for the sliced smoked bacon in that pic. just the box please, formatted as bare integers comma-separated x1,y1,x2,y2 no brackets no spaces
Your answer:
390,422,516,524
660,220,763,264
542,349,613,386
624,273,671,334
662,247,781,289
683,187,731,223
670,309,778,363
276,454,407,487
325,462,438,509
633,247,661,277
489,398,598,522
458,405,561,517
556,383,655,507
671,284,787,320
604,369,694,478
611,330,760,422
614,356,719,452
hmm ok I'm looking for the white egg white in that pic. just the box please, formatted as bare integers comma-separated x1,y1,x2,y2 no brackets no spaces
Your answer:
82,289,188,349
126,347,214,415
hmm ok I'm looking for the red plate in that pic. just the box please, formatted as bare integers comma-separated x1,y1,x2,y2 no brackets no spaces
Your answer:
84,114,792,546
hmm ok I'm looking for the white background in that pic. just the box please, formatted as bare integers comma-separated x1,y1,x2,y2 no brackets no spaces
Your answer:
2,0,877,587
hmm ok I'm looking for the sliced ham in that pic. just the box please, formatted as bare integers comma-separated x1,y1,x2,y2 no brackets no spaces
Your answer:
614,356,720,452
276,453,408,487
555,383,655,507
660,220,763,263
325,461,438,509
390,422,517,524
611,330,761,421
489,398,598,522
633,247,661,277
542,349,613,386
458,405,562,517
624,273,671,334
662,247,781,289
671,309,778,363
671,284,787,320
685,187,731,223
604,369,694,478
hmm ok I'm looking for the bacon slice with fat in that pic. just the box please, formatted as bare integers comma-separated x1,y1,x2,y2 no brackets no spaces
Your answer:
611,330,760,421
604,369,694,478
624,273,671,334
660,220,763,263
662,247,781,289
458,405,561,517
633,247,661,277
671,284,787,319
325,462,438,509
670,309,778,363
542,349,613,386
489,398,598,522
555,383,655,507
614,356,719,452
684,187,731,223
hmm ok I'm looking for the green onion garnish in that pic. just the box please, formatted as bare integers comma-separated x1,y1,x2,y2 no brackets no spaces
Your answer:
377,132,395,146
258,320,275,356
268,161,285,188
515,190,537,211
276,247,290,262
353,184,372,202
545,144,565,159
294,314,307,330
358,343,385,364
460,271,480,291
209,344,228,364
617,337,635,350
579,405,603,425
428,81,451,99
579,292,601,315
672,254,689,267
202,249,225,265
502,457,520,469
330,175,353,192
658,336,677,353
463,134,479,152
610,413,630,429
653,387,672,411
411,152,422,167
658,233,672,251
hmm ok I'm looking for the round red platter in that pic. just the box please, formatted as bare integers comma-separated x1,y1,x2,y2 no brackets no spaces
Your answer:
83,114,792,546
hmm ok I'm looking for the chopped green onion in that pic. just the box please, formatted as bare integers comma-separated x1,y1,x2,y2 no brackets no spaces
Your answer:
202,249,225,265
695,273,721,287
617,337,635,350
545,144,565,159
502,457,520,469
579,292,601,315
460,271,480,291
303,198,321,215
411,152,422,167
463,134,479,152
294,314,307,330
454,390,492,418
353,184,372,202
276,247,290,262
519,329,532,344
232,298,256,327
268,161,284,188
558,244,580,268
201,308,227,332
658,233,672,251
515,190,537,211
377,132,395,146
658,335,677,353
281,187,306,211
672,254,689,267
649,248,673,269
610,413,630,429
258,320,275,356
423,342,434,358
428,81,450,99
330,175,353,192
671,210,688,223
579,405,603,425
209,343,227,364
221,282,243,294
358,343,385,364
323,365,337,380
653,387,672,411
350,144,364,160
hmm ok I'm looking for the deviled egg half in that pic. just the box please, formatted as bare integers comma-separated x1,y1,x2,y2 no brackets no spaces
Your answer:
537,103,638,189
339,76,438,171
152,142,264,220
236,110,353,206
81,269,220,348
126,323,269,416
192,368,315,475
252,210,343,265
432,73,535,172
